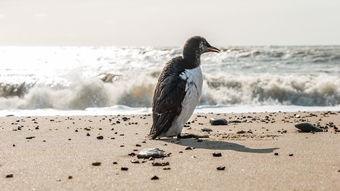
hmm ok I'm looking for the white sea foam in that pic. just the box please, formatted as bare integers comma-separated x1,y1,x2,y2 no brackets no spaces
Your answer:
0,46,339,112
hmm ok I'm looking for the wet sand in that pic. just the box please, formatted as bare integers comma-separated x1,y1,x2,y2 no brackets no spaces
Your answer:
1,111,339,191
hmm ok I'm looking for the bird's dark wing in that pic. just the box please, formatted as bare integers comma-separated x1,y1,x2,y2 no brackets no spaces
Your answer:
149,57,187,139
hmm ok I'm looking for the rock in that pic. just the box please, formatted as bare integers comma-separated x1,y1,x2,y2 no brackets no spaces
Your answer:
91,162,101,166
274,152,279,156
210,118,228,125
5,174,13,178
201,128,213,132
152,162,170,166
137,148,168,159
289,154,294,156
130,159,140,164
121,167,129,171
295,123,323,132
96,136,104,140
212,152,222,157
216,166,225,171
236,130,246,134
151,175,159,180
25,136,35,139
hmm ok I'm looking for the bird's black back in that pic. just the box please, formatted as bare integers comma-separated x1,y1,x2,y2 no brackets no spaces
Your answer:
149,56,189,139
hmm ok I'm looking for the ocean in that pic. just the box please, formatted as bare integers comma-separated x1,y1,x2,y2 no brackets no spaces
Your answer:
0,46,339,116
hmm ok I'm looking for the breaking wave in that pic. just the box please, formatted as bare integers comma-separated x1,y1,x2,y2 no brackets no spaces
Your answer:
0,46,339,110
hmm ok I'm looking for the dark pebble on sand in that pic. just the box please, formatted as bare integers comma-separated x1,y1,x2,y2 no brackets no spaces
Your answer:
217,166,225,171
289,154,294,156
274,152,279,156
236,130,246,134
163,167,171,170
130,159,140,164
152,162,169,166
212,152,222,157
112,162,118,165
5,174,14,178
121,167,128,171
201,128,213,132
68,176,73,180
185,146,193,150
86,133,90,136
26,136,35,139
96,136,104,140
128,152,136,157
295,123,323,132
151,175,159,180
210,118,228,125
91,162,101,166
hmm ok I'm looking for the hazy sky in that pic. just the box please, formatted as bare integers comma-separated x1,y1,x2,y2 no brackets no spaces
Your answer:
0,0,339,46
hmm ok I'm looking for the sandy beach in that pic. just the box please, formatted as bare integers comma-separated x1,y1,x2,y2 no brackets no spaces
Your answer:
1,111,339,191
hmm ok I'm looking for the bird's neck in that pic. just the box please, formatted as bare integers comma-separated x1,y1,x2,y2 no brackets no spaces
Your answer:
183,51,201,68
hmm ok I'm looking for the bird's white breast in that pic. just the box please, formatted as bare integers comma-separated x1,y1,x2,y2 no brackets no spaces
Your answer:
165,66,203,136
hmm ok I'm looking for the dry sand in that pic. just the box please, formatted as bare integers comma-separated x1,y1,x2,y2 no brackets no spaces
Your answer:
1,111,339,191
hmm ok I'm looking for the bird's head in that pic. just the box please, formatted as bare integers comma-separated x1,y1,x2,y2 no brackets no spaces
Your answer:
183,36,220,59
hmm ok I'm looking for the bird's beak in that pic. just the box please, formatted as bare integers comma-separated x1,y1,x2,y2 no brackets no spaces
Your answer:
206,45,220,53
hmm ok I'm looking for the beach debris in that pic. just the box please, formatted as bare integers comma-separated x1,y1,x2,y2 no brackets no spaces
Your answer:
216,166,225,171
212,152,222,157
236,130,246,134
152,161,170,166
151,175,159,180
295,123,323,132
210,118,228,125
201,128,213,132
91,162,101,166
130,159,140,164
137,148,168,159
121,167,129,171
5,174,14,178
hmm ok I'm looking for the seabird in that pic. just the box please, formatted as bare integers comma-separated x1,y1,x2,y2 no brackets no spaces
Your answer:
149,36,220,139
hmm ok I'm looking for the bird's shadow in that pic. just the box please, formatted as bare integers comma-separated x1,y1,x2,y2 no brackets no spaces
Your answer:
161,138,278,154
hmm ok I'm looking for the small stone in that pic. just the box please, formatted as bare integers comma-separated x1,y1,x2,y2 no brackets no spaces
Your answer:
210,118,228,125
128,152,136,157
236,130,246,134
295,123,323,132
152,162,170,166
130,159,140,164
274,152,279,156
289,154,294,157
185,146,192,150
112,162,118,165
136,144,142,147
26,136,35,139
163,167,171,170
151,175,159,180
212,152,222,157
96,136,104,140
86,133,90,136
217,166,225,171
121,167,128,171
201,128,213,132
68,176,73,179
5,174,14,178
91,162,101,166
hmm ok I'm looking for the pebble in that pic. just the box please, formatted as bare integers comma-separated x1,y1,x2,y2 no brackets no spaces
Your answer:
130,159,140,164
121,167,129,171
152,162,170,166
201,128,213,132
210,118,228,125
25,136,35,139
289,154,294,157
236,130,246,134
212,152,222,157
295,123,323,132
5,174,14,178
151,175,159,180
68,176,73,180
96,136,104,140
163,167,171,170
216,166,225,171
274,152,279,156
91,162,101,166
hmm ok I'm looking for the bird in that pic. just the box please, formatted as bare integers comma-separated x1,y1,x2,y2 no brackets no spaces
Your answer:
149,36,220,139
